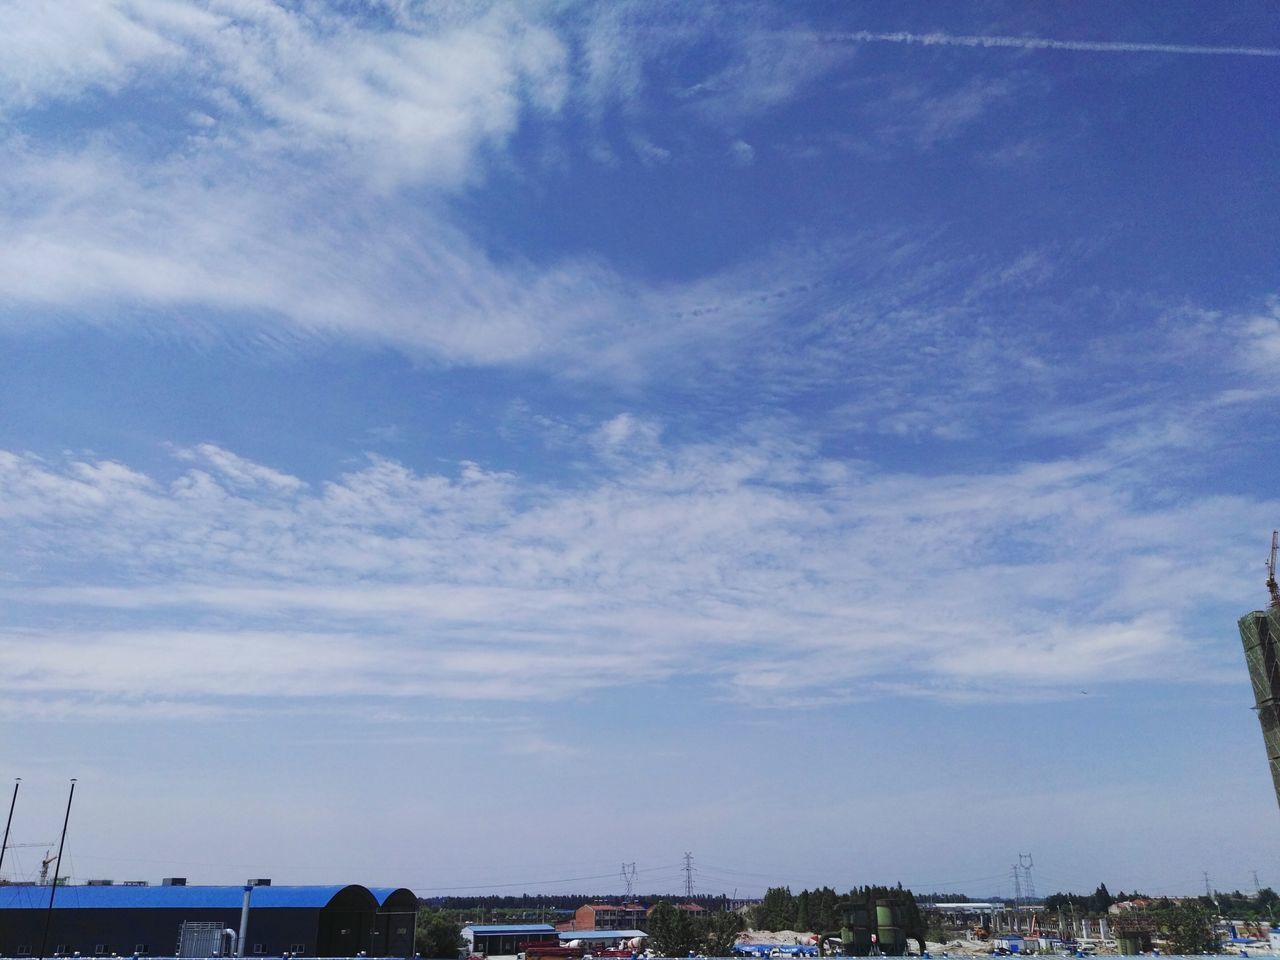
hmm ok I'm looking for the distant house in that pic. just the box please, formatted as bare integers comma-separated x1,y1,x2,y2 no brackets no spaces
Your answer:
1107,899,1152,914
560,903,648,931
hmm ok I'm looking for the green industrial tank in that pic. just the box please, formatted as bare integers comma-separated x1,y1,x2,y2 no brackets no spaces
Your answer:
1116,933,1144,955
847,927,873,956
874,901,898,929
875,901,905,957
842,903,873,956
845,903,871,927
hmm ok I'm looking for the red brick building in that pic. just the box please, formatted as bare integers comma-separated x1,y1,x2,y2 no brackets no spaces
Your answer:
559,903,648,931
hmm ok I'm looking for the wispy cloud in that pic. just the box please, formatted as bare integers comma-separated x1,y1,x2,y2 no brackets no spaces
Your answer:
0,1,568,187
818,30,1280,59
1,429,1272,719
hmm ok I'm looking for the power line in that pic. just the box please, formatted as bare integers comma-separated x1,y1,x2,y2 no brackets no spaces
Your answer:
402,861,687,892
408,870,643,892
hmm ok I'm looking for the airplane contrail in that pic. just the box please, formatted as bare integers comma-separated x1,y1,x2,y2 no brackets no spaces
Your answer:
819,29,1280,58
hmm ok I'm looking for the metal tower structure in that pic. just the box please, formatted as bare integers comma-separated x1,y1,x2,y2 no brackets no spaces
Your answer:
683,852,694,899
1019,854,1036,903
1240,532,1280,816
621,862,637,898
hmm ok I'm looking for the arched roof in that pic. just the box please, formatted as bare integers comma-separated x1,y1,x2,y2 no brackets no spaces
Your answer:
369,887,417,911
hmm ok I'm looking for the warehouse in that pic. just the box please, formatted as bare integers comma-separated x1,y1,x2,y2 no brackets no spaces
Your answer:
460,924,557,956
0,882,417,958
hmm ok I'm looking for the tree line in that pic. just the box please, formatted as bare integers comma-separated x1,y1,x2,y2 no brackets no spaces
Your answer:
422,894,738,914
1043,883,1280,922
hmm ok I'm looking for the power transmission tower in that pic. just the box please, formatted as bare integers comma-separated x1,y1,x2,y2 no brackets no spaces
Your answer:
621,862,637,898
1019,854,1036,903
683,852,694,900
1011,863,1023,926
1204,872,1213,898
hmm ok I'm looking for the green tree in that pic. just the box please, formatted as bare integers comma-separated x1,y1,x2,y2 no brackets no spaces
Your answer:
1162,902,1217,955
416,909,463,959
893,888,926,956
705,911,747,956
754,888,797,932
795,891,812,933
648,901,702,956
1087,884,1114,915
814,889,839,933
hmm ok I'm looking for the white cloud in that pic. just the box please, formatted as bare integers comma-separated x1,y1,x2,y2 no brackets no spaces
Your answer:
0,430,1271,719
0,0,210,113
0,136,646,365
0,1,1054,390
1239,300,1280,370
0,0,568,187
174,443,306,493
673,15,853,119
592,413,662,457
728,139,755,165
573,3,851,125
820,29,1280,59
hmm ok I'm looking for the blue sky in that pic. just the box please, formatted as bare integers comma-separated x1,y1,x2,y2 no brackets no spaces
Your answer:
2,0,1279,900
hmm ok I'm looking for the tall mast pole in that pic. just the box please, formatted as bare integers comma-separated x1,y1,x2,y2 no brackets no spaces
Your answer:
0,778,18,880
1267,530,1279,609
38,779,76,960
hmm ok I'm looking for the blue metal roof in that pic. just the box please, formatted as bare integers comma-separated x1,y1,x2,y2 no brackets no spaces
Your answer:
368,887,417,907
465,925,556,935
0,885,362,911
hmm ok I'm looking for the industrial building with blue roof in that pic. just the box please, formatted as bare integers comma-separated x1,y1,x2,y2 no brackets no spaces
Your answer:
0,882,417,959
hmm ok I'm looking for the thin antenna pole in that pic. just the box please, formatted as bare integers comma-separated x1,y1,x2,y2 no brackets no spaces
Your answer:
38,779,76,960
1268,531,1280,609
0,778,19,880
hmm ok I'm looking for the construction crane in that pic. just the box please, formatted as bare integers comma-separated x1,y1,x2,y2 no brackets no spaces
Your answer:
0,841,55,882
39,851,57,885
1268,530,1280,610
